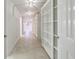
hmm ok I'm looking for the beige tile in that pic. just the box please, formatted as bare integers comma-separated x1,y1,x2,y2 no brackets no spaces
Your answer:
7,36,50,59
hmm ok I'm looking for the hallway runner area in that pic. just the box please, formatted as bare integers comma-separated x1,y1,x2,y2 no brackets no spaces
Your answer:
7,36,50,59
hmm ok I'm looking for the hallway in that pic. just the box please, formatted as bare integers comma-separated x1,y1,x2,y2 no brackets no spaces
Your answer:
7,35,50,59
5,0,75,59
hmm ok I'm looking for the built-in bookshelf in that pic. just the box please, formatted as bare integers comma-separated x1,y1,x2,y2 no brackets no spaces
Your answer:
41,0,53,59
41,0,59,58
41,0,75,59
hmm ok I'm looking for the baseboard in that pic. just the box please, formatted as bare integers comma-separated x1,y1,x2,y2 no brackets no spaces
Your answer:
41,45,51,59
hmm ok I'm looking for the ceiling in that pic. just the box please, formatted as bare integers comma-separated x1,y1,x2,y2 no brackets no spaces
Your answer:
10,0,47,15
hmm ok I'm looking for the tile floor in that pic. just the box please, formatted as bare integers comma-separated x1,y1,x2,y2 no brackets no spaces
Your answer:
7,35,50,59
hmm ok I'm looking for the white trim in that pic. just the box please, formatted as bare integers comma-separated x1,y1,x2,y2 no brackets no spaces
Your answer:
20,17,23,37
41,0,49,10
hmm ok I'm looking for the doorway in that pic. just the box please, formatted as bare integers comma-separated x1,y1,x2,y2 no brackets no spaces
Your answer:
22,14,33,38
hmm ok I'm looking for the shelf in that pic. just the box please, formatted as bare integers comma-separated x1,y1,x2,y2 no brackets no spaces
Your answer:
43,31,53,35
42,21,53,23
42,37,52,45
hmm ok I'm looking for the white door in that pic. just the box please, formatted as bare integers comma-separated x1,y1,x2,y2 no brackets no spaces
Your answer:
57,0,75,59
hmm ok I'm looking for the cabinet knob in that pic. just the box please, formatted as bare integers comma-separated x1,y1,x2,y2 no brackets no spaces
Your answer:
4,35,7,38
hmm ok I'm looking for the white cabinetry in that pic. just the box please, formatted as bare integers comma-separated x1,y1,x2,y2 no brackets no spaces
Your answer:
41,0,53,59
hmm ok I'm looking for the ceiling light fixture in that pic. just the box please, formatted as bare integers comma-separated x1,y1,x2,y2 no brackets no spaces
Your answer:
29,0,34,2
25,0,35,7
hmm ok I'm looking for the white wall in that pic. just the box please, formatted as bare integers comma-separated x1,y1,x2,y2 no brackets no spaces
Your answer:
5,0,20,56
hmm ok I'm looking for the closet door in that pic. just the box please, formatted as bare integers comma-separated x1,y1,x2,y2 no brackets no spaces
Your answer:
57,0,75,59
